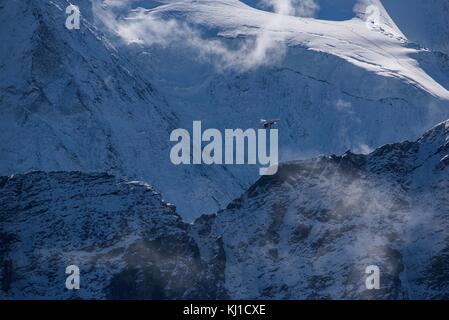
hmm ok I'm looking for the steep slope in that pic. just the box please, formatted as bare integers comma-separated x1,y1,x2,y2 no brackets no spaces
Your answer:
0,171,225,299
193,119,449,299
1,0,449,221
0,0,242,219
96,0,449,207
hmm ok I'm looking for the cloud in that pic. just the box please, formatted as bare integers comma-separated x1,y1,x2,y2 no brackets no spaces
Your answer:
91,0,302,71
294,0,320,17
352,143,373,155
261,0,320,17
335,99,353,113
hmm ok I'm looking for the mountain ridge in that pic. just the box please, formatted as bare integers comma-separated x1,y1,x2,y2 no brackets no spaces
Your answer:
1,118,448,299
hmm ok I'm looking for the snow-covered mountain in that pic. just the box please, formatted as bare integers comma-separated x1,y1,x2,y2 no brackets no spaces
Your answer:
193,118,449,299
1,119,448,299
0,171,226,299
0,0,244,219
1,0,449,220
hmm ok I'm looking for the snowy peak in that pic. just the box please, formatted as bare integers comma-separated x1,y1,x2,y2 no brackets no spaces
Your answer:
97,0,449,98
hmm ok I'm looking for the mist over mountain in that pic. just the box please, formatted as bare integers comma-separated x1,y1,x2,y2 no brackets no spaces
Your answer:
192,119,449,299
1,120,448,299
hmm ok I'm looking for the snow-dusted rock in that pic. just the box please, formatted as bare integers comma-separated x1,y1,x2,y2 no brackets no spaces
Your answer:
0,171,225,299
193,119,449,299
0,119,448,299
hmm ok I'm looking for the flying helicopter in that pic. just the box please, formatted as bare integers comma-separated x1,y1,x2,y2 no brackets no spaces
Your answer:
260,119,280,129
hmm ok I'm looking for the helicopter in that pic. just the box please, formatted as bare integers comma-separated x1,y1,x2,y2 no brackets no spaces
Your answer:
260,119,280,129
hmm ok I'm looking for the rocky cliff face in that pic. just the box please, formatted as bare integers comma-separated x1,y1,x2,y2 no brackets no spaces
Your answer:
1,120,448,299
0,171,225,299
192,119,449,299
